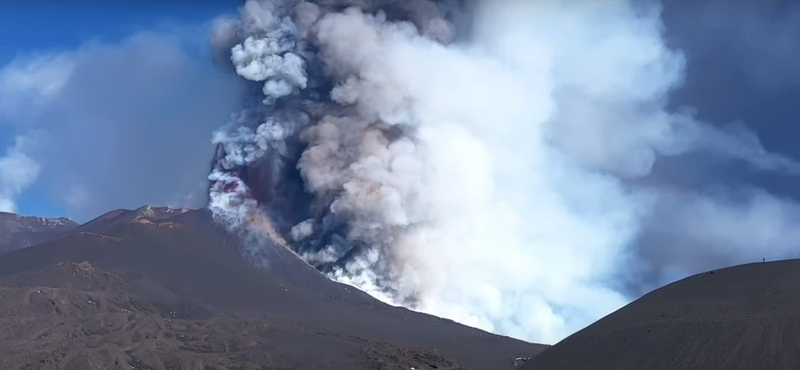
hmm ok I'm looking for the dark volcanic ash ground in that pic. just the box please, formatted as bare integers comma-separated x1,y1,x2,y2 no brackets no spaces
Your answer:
0,206,544,370
5,205,800,369
521,259,800,370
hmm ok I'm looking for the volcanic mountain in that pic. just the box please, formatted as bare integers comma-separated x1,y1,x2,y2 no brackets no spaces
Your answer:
0,206,545,370
0,212,78,254
522,260,800,370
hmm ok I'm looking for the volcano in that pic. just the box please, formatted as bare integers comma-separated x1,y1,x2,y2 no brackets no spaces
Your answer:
5,205,800,369
0,206,545,370
0,212,78,254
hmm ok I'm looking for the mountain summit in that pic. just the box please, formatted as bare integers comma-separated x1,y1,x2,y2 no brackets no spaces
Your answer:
0,212,78,253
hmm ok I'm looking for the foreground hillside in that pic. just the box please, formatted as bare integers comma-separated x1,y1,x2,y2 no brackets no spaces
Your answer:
522,259,800,370
0,206,545,370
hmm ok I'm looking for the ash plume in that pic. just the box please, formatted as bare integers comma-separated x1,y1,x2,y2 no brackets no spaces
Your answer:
208,0,800,343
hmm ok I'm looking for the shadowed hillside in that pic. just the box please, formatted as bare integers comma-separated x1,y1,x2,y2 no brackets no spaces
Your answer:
522,259,800,370
0,212,78,254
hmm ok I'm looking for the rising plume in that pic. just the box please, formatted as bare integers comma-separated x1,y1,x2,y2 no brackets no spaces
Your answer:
207,0,800,343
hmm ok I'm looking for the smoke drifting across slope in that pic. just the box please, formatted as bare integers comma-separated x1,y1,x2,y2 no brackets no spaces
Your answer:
208,0,800,343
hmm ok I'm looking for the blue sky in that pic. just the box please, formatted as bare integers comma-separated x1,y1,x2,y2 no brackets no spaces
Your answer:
0,1,241,219
1,0,799,237
0,1,239,64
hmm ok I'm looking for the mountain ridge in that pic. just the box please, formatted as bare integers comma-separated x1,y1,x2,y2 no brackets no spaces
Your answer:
11,205,800,369
0,205,546,370
521,259,800,370
0,211,79,254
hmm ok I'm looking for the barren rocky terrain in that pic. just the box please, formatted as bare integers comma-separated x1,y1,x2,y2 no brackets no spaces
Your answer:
6,205,798,370
522,259,800,370
0,207,545,370
0,212,77,254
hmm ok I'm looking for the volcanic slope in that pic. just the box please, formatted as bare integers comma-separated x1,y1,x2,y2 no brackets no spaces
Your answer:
0,207,545,370
522,259,800,370
0,212,78,254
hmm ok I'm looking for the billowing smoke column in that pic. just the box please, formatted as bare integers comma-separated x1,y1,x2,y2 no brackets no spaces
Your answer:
208,0,800,343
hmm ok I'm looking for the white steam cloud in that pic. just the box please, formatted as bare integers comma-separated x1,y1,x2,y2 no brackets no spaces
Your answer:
0,134,41,213
208,0,800,344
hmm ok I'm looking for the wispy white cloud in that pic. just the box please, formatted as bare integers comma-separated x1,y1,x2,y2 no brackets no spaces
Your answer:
0,29,242,220
0,133,42,213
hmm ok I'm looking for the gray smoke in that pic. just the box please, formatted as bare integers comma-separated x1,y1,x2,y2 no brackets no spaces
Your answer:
623,0,800,296
208,0,800,344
